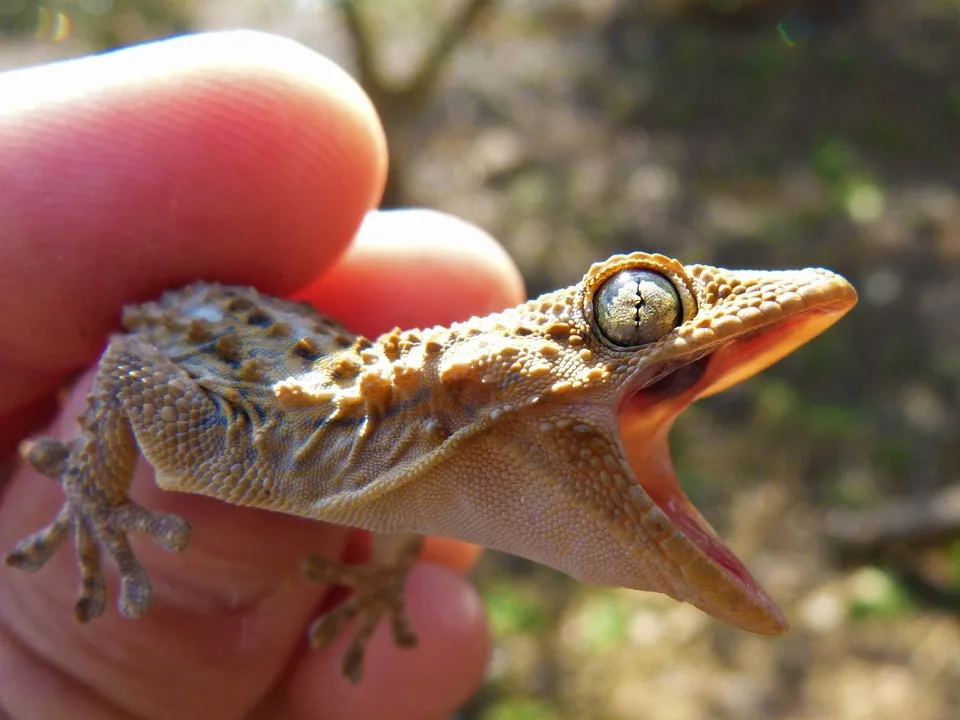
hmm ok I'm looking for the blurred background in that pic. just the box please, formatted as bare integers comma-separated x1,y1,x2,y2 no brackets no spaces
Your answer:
3,1,959,718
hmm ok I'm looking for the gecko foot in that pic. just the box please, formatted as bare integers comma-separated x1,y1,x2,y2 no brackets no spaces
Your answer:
303,552,419,683
6,436,192,622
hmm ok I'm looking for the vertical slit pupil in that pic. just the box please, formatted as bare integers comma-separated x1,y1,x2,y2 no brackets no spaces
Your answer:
634,283,644,326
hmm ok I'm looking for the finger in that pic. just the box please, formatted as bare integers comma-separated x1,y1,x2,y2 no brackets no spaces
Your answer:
255,565,490,720
303,207,523,585
0,30,387,448
296,208,526,336
422,537,484,573
338,530,483,576
0,210,521,717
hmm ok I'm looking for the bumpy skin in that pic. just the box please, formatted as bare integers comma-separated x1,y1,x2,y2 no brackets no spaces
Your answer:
6,252,857,682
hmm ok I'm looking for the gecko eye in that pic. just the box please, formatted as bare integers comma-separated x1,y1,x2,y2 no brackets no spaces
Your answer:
594,269,682,347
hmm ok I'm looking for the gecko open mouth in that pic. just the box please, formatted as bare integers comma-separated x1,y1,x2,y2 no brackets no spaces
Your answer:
616,306,852,634
638,356,710,399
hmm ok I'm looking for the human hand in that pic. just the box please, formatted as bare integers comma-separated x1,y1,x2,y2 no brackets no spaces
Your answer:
0,31,523,719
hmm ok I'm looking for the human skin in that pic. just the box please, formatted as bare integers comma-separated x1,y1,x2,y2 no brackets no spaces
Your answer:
0,31,524,720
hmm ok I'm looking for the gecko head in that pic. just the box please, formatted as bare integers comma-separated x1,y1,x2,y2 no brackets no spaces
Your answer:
509,252,857,635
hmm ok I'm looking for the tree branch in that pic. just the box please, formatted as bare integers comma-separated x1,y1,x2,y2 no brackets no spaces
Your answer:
404,0,498,106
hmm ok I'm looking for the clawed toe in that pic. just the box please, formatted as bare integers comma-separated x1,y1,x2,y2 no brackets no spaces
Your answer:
23,437,71,479
389,608,417,648
73,516,107,621
309,603,394,683
7,496,191,622
110,505,191,552
308,604,357,649
5,506,72,571
303,552,419,682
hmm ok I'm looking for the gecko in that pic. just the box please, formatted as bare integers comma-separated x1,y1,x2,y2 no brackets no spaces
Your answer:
6,251,857,681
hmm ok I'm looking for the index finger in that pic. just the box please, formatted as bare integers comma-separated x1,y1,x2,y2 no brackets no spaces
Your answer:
0,31,387,448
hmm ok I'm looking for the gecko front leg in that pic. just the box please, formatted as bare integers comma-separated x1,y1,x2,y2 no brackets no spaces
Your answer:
5,337,219,620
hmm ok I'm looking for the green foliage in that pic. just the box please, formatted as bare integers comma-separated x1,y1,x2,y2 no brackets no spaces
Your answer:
949,541,960,588
0,0,41,34
484,583,550,637
482,698,559,720
810,138,887,221
811,138,858,190
867,436,918,476
573,593,630,651
804,402,867,436
848,567,917,620
752,376,802,426
824,47,863,80
741,34,791,84
940,84,960,125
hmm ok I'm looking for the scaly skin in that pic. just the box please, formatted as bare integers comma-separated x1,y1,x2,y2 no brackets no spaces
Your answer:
6,251,857,681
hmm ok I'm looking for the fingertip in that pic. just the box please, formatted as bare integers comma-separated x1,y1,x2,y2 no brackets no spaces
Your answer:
422,537,483,574
297,209,527,336
267,564,489,720
3,31,383,147
1,31,387,383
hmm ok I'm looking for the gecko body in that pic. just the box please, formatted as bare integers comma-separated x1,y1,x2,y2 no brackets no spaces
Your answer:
7,251,857,681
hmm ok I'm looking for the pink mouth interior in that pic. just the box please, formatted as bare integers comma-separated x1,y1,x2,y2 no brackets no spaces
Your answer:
664,495,747,570
651,456,769,596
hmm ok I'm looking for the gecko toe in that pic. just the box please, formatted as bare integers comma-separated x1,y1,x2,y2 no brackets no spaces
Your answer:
5,506,72,571
73,517,107,621
342,637,369,683
118,567,153,618
8,491,187,622
24,437,71,479
390,608,418,648
111,505,192,552
312,606,379,683
303,551,419,682
308,605,356,650
302,554,357,586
